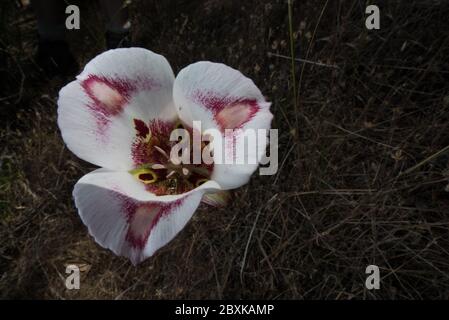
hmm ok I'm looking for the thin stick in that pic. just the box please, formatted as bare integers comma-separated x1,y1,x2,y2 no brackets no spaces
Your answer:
326,121,396,149
268,52,340,69
287,0,298,130
401,144,449,176
240,194,277,283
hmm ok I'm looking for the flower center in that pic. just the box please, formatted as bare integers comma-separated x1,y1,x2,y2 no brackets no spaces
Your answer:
130,119,213,195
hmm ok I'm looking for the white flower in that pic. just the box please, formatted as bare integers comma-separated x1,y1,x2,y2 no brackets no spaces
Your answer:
57,48,273,265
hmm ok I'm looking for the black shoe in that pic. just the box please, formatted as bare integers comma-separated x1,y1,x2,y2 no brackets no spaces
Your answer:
105,30,132,50
36,39,79,78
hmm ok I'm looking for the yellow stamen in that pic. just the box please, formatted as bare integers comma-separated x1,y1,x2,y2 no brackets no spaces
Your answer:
130,167,158,184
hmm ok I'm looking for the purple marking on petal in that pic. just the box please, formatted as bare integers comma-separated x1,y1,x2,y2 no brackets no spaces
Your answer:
133,119,150,138
113,189,185,250
81,75,157,137
191,91,260,131
124,199,185,250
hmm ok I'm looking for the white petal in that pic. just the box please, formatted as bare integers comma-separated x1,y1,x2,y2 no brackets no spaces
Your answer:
74,168,220,264
173,61,273,189
173,61,272,132
58,48,177,171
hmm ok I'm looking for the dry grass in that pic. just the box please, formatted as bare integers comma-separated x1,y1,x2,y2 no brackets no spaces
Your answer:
1,0,449,299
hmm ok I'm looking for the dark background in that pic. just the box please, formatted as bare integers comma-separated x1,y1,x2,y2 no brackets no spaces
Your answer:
0,0,448,299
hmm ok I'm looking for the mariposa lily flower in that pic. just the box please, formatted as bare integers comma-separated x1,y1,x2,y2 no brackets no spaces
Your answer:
58,48,273,265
